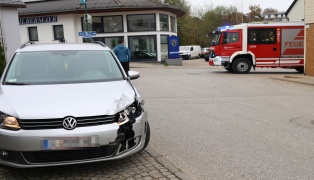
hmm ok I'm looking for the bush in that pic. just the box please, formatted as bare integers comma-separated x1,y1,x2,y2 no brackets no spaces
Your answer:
0,44,6,76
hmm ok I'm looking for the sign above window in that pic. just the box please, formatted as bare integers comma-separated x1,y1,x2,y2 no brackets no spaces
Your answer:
19,16,58,25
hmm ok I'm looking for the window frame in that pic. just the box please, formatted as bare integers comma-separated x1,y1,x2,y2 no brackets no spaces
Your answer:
28,26,39,41
53,25,64,41
127,14,156,32
159,14,169,31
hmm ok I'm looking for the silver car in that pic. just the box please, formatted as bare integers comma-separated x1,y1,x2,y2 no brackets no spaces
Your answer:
0,42,150,168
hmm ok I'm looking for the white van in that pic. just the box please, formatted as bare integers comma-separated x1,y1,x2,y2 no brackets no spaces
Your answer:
179,45,201,60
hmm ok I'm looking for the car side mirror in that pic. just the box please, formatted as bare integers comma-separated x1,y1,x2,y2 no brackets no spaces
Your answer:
128,70,140,80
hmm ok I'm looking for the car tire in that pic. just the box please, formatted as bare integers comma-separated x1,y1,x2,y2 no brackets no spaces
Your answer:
187,55,191,60
204,56,209,62
232,58,252,74
295,67,304,73
142,122,150,150
198,54,201,59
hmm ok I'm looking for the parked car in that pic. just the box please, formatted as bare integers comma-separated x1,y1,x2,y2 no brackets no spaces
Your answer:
179,45,201,60
200,48,209,58
0,41,150,168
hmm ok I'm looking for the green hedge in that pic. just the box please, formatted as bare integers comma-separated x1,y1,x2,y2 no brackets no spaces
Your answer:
0,44,6,76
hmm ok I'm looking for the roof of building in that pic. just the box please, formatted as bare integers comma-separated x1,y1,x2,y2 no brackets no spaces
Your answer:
0,0,26,8
285,0,298,16
18,0,185,17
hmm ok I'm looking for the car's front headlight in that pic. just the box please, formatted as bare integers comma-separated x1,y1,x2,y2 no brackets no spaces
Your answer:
0,112,21,131
116,101,144,126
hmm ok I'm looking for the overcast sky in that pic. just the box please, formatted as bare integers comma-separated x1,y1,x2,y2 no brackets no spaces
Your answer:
188,0,295,13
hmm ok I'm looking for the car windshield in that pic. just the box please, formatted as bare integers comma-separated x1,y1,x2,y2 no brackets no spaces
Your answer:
4,50,124,85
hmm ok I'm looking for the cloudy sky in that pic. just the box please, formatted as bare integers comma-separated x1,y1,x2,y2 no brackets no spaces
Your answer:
188,0,294,13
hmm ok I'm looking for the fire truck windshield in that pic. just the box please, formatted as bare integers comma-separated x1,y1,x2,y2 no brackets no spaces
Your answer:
211,33,221,45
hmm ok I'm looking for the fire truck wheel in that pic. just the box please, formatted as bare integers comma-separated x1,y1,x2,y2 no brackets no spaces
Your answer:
295,68,304,73
232,58,252,74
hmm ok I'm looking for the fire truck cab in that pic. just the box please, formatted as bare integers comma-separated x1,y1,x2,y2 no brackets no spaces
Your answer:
208,23,304,73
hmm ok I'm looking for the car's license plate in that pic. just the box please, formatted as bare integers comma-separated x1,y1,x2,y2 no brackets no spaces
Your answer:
43,136,99,150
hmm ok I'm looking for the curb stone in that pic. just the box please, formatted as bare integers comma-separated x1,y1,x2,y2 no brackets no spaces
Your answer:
145,146,193,180
271,76,314,86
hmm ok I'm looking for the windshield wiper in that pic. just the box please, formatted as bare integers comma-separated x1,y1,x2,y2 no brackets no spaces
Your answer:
4,82,29,85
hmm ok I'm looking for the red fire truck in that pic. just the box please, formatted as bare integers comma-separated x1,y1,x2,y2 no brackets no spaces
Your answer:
208,23,304,73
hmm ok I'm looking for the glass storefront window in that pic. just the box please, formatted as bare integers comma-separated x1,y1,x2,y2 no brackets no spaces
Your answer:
128,35,157,61
103,16,123,33
160,14,169,31
170,16,176,32
127,14,156,32
92,17,102,33
92,37,123,50
160,35,169,60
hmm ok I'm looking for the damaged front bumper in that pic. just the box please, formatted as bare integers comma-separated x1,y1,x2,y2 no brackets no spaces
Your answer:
0,111,148,168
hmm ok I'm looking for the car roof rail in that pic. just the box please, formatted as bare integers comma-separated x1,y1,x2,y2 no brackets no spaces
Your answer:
93,41,107,47
20,41,35,49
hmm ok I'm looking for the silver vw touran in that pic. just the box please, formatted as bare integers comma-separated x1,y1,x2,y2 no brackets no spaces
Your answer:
0,42,150,168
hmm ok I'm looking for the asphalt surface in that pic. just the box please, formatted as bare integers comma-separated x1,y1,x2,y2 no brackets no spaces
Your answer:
1,60,313,180
130,60,314,180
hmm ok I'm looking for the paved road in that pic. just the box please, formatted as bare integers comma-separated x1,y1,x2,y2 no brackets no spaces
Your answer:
0,147,191,180
131,59,314,180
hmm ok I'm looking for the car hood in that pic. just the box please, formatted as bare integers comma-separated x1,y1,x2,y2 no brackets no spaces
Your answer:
0,81,135,119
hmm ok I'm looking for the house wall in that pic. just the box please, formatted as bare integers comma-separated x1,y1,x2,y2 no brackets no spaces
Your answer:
0,7,22,62
305,0,314,76
288,0,305,22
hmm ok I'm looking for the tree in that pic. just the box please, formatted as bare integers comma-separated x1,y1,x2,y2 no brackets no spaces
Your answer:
248,5,263,22
262,8,279,17
0,43,6,76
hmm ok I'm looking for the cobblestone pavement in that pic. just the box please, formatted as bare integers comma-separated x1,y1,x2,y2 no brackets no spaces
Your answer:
0,146,192,180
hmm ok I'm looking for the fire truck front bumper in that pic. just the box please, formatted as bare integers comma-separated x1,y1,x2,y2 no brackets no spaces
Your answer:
219,56,231,68
209,57,222,66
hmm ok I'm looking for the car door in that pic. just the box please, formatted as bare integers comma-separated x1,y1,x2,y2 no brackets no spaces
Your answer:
220,30,242,57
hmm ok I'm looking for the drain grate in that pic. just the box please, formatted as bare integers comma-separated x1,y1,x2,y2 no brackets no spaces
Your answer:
290,116,314,129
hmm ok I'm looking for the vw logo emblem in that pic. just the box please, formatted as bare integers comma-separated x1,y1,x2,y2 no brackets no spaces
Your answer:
62,117,77,130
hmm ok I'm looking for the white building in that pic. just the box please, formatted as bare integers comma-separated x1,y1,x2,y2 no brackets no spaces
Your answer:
18,0,184,62
264,12,288,22
0,0,26,62
285,0,305,22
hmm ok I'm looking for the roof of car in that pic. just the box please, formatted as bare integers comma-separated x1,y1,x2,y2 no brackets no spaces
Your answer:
16,42,111,52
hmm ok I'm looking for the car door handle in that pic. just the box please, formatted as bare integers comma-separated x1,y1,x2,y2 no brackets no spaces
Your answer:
273,48,277,51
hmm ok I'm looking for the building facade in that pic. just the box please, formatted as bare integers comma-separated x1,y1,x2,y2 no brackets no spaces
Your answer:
0,0,26,62
18,0,184,62
264,12,288,23
285,0,305,22
305,0,314,76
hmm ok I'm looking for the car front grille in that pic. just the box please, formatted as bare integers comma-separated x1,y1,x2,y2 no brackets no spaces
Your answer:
22,145,118,163
19,115,116,130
